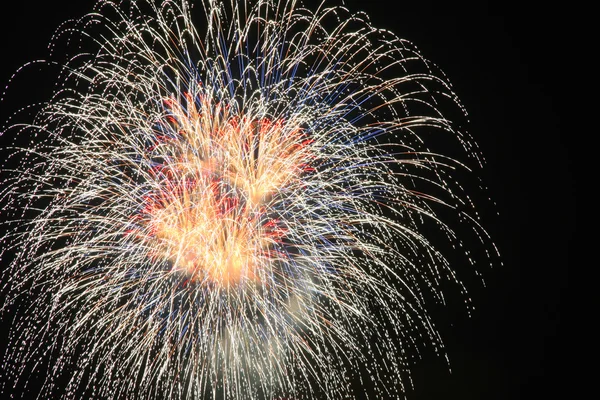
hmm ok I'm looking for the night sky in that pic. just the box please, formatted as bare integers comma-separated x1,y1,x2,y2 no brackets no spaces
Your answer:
1,1,579,399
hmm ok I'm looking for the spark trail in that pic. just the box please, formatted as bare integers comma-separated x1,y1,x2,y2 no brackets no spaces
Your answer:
0,0,497,399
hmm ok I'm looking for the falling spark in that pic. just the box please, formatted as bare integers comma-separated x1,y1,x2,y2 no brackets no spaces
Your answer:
0,0,497,399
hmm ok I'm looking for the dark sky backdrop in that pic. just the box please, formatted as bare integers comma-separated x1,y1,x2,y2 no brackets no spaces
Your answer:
0,1,579,399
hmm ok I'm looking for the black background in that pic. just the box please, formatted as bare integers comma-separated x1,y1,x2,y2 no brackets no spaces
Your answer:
0,1,580,399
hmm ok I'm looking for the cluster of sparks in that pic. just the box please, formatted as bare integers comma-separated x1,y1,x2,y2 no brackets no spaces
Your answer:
0,0,496,399
137,92,313,285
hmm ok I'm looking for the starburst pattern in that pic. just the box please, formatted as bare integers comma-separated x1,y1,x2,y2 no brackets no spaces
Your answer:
1,0,496,398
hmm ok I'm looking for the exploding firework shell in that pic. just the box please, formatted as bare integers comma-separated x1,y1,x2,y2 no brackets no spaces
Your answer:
0,0,497,399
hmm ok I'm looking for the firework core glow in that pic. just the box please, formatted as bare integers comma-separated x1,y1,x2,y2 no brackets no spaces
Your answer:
138,92,311,286
0,0,498,399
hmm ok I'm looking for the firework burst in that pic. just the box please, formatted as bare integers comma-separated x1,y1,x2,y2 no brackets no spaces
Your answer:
1,0,497,398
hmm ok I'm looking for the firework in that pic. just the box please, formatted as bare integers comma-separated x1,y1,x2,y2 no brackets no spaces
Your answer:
1,0,496,399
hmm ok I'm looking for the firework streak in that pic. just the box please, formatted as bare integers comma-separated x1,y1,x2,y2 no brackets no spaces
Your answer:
1,0,497,398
